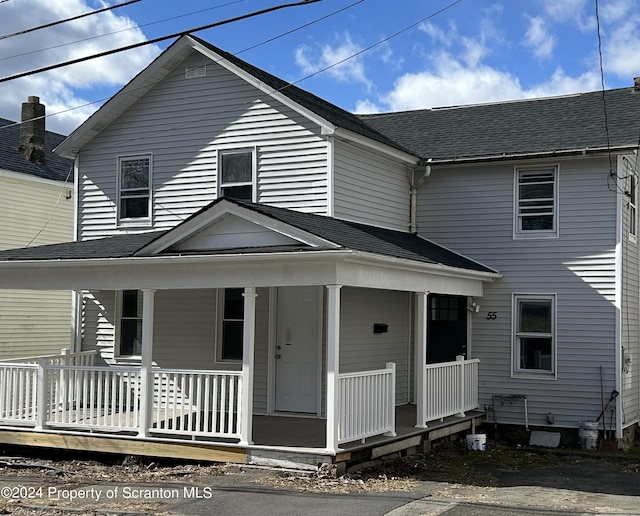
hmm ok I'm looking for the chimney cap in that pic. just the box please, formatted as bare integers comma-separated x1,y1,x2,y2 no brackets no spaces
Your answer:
26,95,40,103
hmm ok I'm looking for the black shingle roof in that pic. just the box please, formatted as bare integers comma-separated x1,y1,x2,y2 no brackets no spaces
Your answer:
0,199,496,275
359,88,640,161
0,117,73,181
190,36,415,156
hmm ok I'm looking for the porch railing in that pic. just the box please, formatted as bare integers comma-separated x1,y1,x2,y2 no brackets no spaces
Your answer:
338,362,396,444
422,356,479,424
0,354,242,440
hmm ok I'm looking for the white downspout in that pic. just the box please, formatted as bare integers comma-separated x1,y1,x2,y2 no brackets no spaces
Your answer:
409,161,431,234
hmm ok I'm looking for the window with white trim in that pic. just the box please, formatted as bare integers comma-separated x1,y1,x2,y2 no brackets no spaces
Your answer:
219,150,254,201
218,288,244,361
629,175,637,240
515,166,558,237
119,290,143,356
118,155,151,222
513,294,555,375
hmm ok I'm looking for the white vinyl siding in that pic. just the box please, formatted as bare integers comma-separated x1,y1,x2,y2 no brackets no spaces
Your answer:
333,141,410,230
417,157,617,429
77,52,329,239
621,158,640,428
0,174,74,358
339,287,411,404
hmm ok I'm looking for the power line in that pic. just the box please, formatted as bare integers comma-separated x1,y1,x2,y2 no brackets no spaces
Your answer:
0,0,322,84
0,0,247,64
0,0,141,41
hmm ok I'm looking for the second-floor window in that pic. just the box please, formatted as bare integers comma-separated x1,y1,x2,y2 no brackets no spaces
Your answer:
118,155,151,223
219,150,254,201
515,166,558,238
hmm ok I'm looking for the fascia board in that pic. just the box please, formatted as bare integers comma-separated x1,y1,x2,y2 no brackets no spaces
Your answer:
137,203,340,256
54,38,195,158
0,248,501,282
190,38,336,135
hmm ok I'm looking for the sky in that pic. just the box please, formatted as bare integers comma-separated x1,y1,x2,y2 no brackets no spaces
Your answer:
0,0,639,136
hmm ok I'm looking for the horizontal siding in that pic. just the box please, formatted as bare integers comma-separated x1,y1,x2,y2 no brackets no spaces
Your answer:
81,291,115,363
621,163,640,427
0,176,74,358
333,142,410,231
78,52,329,239
418,157,619,428
340,287,411,404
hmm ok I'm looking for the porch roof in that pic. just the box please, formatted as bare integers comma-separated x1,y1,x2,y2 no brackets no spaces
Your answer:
0,199,497,275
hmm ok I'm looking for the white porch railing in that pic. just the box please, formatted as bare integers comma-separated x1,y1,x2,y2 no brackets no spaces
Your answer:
422,356,479,424
338,362,396,445
0,352,242,440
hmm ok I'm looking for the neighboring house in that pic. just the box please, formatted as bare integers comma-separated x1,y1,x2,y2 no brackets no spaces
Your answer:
0,97,74,359
0,35,638,468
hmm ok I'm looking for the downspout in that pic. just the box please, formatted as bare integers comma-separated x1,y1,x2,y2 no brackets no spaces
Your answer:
409,159,431,234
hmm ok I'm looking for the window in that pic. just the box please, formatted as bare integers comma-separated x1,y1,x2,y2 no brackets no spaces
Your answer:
513,294,555,375
118,155,151,222
219,288,244,361
515,167,557,237
119,290,143,356
219,150,254,201
430,295,460,321
629,175,637,240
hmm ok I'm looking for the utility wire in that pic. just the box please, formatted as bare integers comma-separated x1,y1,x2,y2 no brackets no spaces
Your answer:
0,0,322,84
0,0,141,41
0,0,247,64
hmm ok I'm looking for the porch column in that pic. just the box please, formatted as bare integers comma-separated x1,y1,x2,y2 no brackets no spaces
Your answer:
239,287,257,446
415,291,428,428
325,284,342,454
138,288,155,438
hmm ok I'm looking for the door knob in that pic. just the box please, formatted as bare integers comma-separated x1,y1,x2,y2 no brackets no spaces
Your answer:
275,354,281,359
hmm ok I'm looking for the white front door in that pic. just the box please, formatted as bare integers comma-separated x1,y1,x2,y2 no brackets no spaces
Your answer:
275,286,320,413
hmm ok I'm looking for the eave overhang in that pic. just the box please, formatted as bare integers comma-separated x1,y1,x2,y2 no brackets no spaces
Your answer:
0,249,500,295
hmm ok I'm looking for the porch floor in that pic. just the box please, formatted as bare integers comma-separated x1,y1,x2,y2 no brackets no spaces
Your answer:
253,404,484,451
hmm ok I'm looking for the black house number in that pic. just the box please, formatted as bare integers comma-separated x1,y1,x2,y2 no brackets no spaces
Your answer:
486,312,497,320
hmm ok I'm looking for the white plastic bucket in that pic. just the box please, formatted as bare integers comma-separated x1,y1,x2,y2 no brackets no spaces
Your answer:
579,421,599,450
466,433,487,451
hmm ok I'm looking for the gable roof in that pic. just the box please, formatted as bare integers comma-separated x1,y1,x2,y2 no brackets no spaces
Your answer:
360,87,640,162
55,34,415,160
0,117,73,182
0,198,497,276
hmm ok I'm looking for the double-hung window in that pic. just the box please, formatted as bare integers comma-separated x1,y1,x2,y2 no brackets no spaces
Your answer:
219,150,254,201
219,288,244,361
515,166,558,238
119,290,143,356
513,294,556,376
118,155,151,223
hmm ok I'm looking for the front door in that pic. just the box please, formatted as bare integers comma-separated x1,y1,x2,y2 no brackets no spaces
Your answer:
427,294,467,363
275,286,319,413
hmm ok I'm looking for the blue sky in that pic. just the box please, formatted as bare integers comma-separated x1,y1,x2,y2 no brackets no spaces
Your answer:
1,0,639,135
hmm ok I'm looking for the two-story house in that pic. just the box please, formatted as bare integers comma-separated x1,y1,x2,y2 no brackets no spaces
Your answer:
0,97,74,359
0,35,637,469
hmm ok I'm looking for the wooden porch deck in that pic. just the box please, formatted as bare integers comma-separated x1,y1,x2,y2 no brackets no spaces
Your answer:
0,405,485,471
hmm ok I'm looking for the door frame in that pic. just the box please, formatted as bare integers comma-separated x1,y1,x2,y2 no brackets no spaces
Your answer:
267,286,323,417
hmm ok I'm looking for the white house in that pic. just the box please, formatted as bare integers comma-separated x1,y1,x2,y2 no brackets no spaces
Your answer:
0,35,637,468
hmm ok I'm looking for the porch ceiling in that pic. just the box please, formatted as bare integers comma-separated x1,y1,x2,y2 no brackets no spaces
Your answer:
0,249,491,295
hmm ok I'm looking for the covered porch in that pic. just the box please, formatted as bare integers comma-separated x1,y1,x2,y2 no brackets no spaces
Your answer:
0,199,499,466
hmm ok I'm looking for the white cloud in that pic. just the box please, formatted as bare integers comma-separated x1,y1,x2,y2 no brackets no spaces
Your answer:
601,6,640,81
0,0,161,135
540,0,593,31
523,16,555,59
294,33,372,90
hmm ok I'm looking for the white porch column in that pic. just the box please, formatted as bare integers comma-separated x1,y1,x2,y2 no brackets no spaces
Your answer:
239,287,257,446
138,288,155,438
325,284,342,453
415,291,428,428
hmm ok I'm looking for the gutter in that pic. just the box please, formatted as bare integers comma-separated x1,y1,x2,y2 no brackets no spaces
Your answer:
428,145,637,166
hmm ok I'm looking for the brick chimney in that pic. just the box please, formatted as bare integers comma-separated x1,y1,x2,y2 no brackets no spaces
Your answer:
18,96,45,165
635,77,640,93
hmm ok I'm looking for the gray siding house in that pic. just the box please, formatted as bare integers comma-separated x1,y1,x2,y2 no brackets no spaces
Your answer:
0,34,638,466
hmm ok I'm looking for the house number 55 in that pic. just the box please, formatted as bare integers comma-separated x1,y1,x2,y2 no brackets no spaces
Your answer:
486,312,497,320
